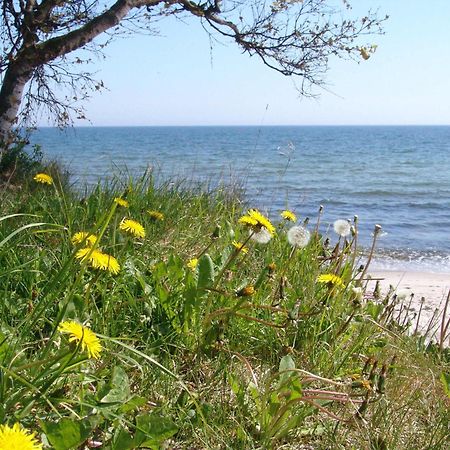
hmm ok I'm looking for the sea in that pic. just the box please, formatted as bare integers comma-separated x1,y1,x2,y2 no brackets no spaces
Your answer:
29,125,450,273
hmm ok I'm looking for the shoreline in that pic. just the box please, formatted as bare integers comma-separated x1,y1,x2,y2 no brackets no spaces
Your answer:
367,269,450,337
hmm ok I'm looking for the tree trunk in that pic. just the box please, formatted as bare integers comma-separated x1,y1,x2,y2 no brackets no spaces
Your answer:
0,0,160,153
0,64,34,148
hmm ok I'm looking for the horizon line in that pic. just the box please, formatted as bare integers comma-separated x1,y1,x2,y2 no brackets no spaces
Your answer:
37,123,450,128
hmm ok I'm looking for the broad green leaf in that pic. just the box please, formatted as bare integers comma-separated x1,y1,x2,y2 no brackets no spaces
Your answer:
40,418,93,450
100,366,130,404
440,372,450,398
197,254,215,291
119,395,147,414
134,412,178,447
279,355,295,386
112,428,135,450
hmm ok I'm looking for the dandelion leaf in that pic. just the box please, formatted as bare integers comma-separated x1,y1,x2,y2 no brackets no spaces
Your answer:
279,354,296,385
134,412,178,448
99,366,131,404
197,254,215,291
41,418,96,450
440,372,450,398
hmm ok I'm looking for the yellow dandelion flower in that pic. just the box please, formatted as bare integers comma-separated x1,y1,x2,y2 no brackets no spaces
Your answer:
0,423,42,450
75,248,120,274
148,210,164,221
96,252,121,275
58,321,102,359
232,240,248,254
267,262,276,272
239,209,275,236
187,258,198,271
237,285,255,297
281,210,297,222
317,273,345,288
119,218,146,238
114,197,129,208
71,231,97,247
33,173,53,185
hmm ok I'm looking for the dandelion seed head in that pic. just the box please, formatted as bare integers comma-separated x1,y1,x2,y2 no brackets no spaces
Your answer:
58,321,102,359
287,225,310,248
333,219,351,237
33,173,53,185
119,218,146,238
250,228,272,244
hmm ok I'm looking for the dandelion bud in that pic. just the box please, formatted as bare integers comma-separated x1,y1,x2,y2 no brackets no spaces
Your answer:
237,285,255,297
212,224,221,239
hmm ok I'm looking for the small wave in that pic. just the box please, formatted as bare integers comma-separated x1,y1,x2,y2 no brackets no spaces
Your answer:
362,248,450,273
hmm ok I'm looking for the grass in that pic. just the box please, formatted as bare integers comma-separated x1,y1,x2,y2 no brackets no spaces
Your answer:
0,167,449,449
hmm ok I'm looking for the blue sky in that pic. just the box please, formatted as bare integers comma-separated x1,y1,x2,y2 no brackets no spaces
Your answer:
71,0,450,126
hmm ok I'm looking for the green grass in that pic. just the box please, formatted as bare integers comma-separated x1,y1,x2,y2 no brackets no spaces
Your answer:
0,169,448,449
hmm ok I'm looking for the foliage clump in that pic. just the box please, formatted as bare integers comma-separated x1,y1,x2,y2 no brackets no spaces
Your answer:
0,173,448,449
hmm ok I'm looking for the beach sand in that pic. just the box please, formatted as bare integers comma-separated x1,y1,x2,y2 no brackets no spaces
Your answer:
367,270,450,338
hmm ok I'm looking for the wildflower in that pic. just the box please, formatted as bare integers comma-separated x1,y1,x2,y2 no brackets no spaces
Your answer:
250,228,272,244
33,173,53,185
0,423,42,450
232,240,248,254
119,218,146,238
71,231,97,247
333,219,351,237
237,285,255,297
317,273,345,288
148,210,164,221
75,248,120,274
281,210,297,222
58,321,102,359
287,225,310,248
351,286,364,302
267,262,276,272
187,258,198,270
239,209,275,236
114,197,129,208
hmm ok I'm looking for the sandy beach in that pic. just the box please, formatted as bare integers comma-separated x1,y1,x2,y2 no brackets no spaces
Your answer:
368,270,450,338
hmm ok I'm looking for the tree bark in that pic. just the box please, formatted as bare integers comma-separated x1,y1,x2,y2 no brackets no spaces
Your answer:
0,0,162,149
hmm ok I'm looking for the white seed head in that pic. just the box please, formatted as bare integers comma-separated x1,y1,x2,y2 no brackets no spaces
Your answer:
333,219,351,237
287,225,311,248
250,228,272,244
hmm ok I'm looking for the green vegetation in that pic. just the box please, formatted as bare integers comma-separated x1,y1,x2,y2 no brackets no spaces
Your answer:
0,166,448,449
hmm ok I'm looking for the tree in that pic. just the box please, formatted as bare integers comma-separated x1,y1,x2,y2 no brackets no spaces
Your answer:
0,0,385,150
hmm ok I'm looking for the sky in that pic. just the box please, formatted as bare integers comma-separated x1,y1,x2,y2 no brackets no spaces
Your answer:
64,0,450,126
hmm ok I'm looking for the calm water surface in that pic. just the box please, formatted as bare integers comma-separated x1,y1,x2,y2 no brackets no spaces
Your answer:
30,126,450,272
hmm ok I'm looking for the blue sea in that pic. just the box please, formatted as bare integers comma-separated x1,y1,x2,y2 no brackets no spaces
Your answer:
30,126,450,273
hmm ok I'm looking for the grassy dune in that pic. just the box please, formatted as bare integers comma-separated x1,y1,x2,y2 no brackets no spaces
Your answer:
0,170,448,449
